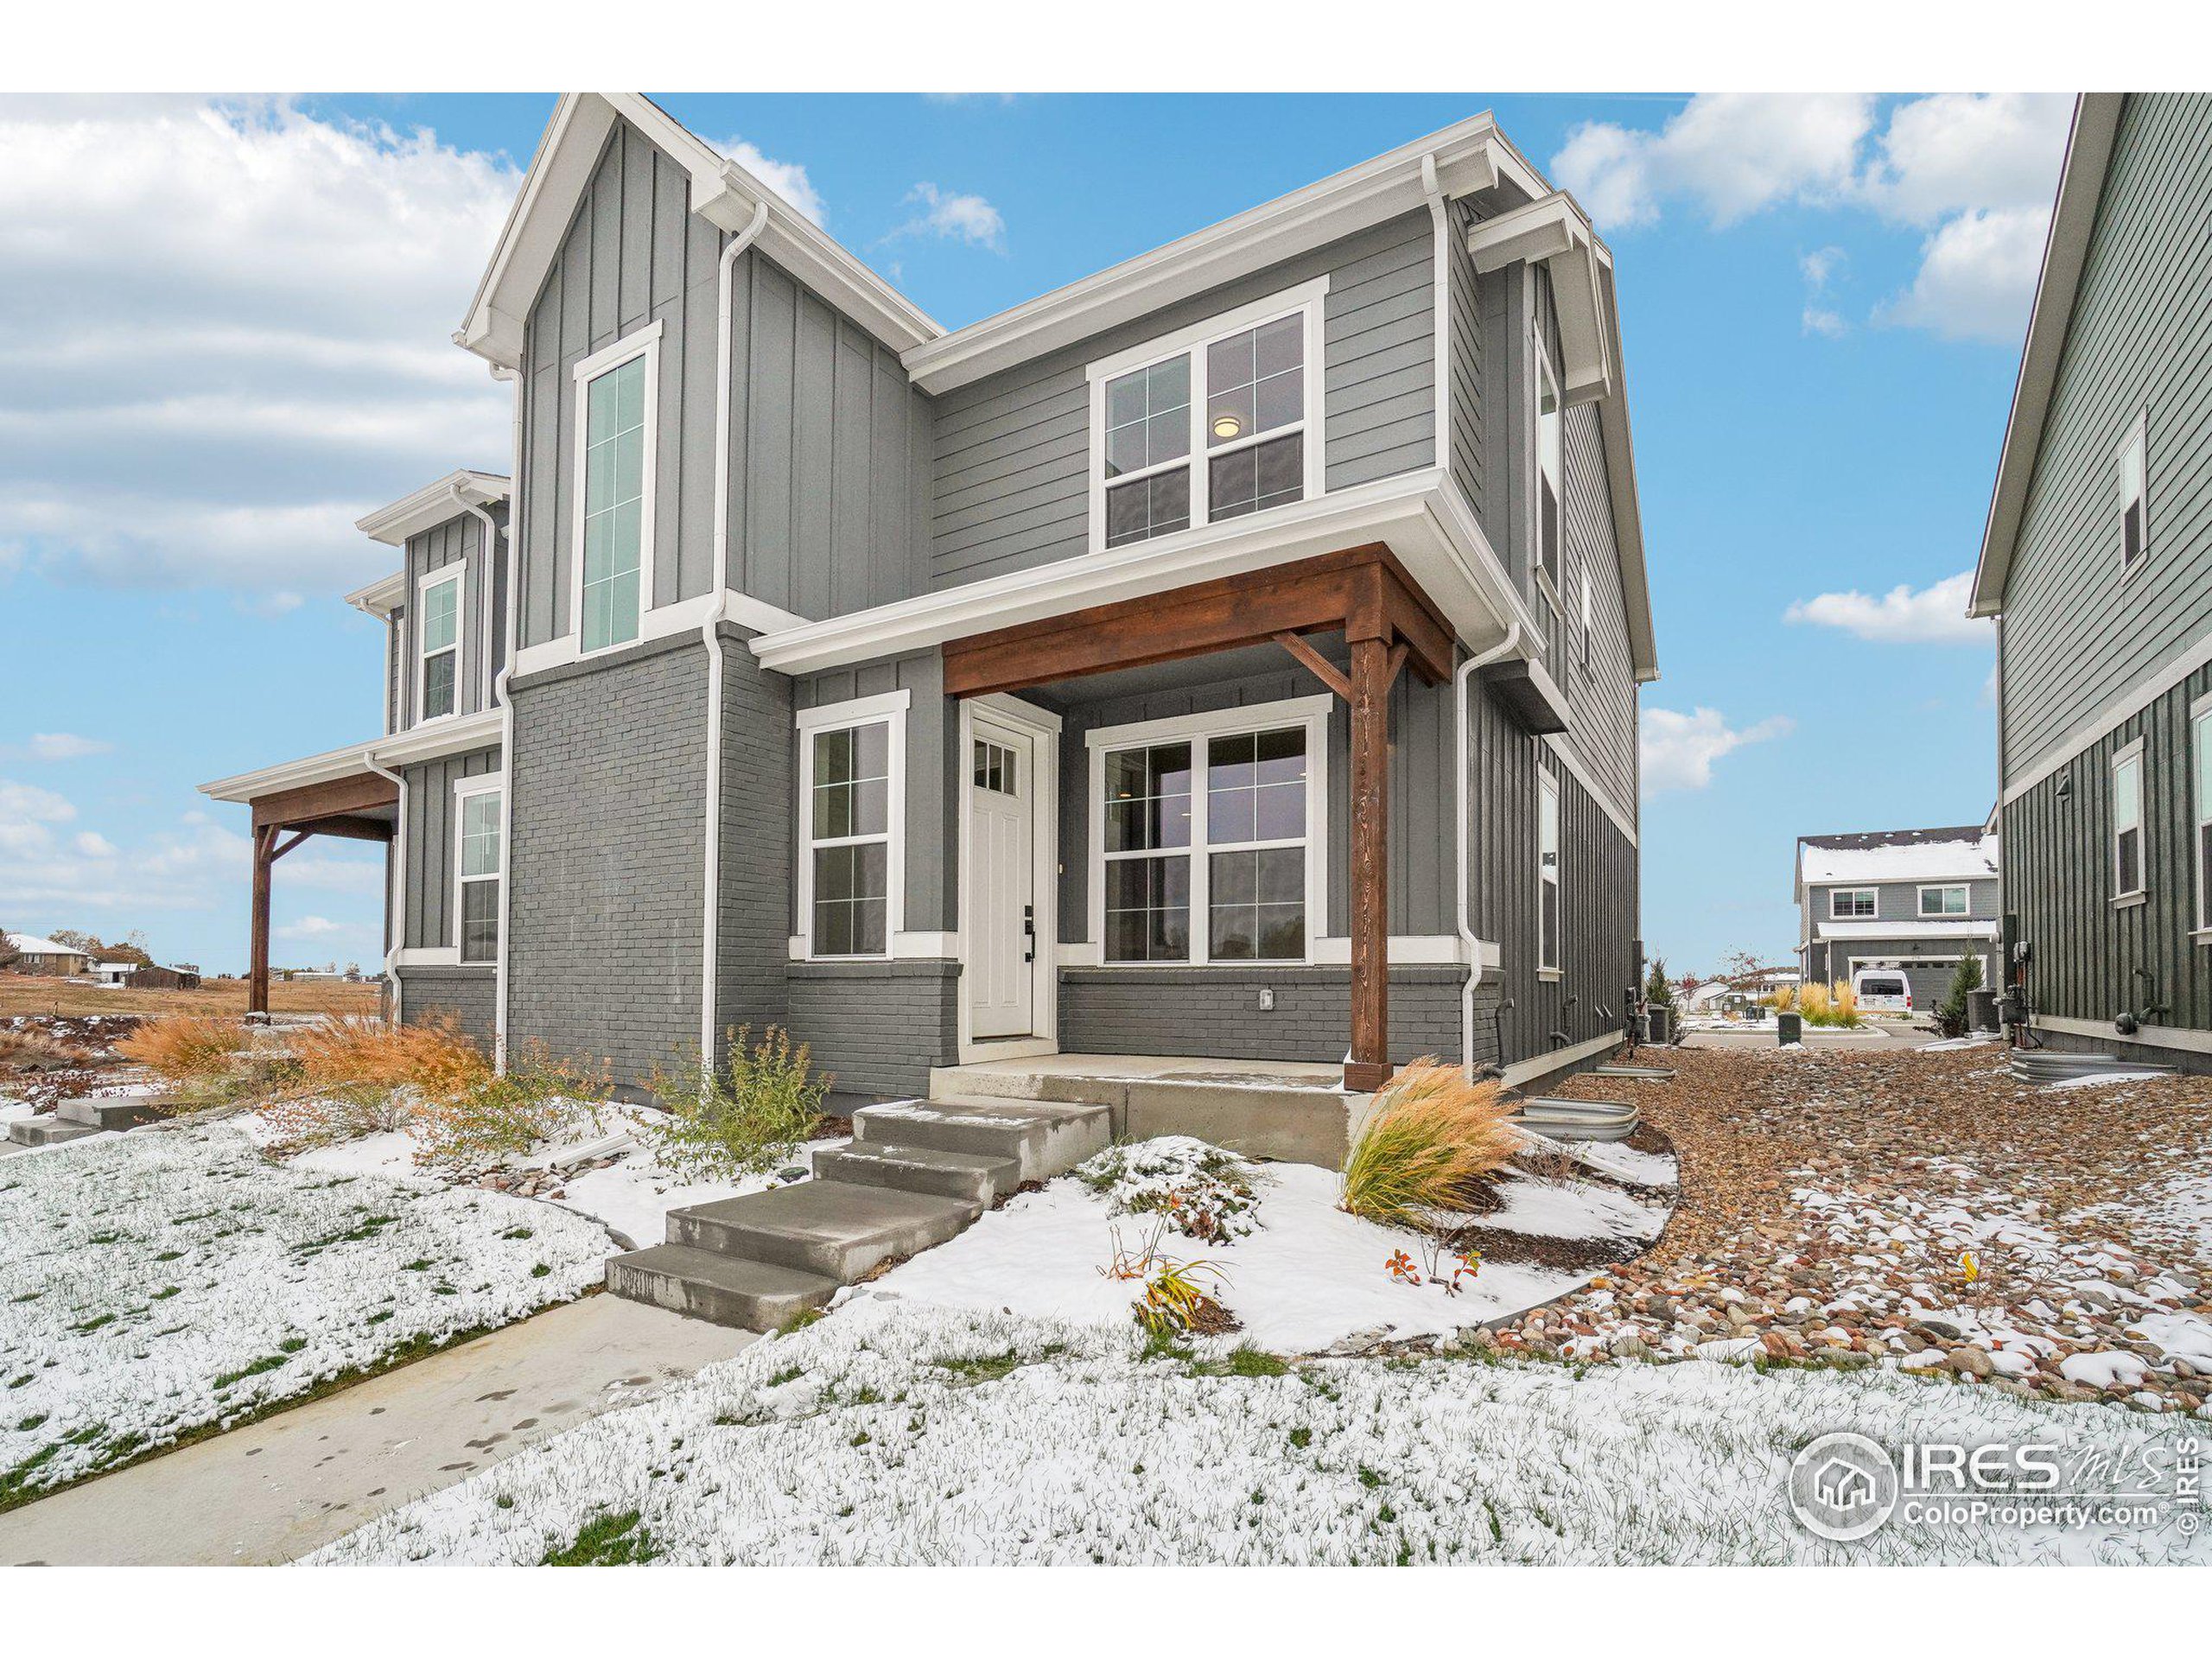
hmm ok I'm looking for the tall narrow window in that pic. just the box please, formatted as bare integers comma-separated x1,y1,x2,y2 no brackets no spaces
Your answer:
1102,741,1193,962
2119,419,2147,569
418,570,460,721
2113,741,2145,900
1537,347,1563,595
1538,771,1560,972
2194,702,2212,931
573,327,658,655
455,783,501,964
1580,561,1594,668
808,721,893,957
1205,727,1307,961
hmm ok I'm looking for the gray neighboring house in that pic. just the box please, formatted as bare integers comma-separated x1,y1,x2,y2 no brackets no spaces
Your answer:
203,92,1657,1102
1971,92,2212,1071
1794,824,2001,1009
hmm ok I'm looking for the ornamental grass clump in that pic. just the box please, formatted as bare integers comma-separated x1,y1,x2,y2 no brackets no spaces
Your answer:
117,1014,281,1109
641,1025,830,1179
1338,1058,1522,1230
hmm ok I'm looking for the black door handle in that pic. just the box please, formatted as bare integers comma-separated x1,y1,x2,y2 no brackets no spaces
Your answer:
1023,904,1035,964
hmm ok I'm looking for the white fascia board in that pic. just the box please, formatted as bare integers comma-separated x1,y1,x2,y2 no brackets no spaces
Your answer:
749,468,1538,677
1468,194,1613,405
1970,95,2125,619
1814,919,2000,942
460,94,938,370
198,711,504,804
356,470,512,547
372,709,502,769
1594,257,1658,685
345,570,407,620
903,117,1527,395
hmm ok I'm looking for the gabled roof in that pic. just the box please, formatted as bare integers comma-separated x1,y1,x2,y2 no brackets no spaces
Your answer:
1968,94,2126,618
5,932,83,957
355,470,510,548
1794,824,2001,899
457,94,939,369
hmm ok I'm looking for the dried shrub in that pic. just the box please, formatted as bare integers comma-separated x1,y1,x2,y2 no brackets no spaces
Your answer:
409,1041,608,1176
114,1014,285,1109
0,1027,75,1071
641,1026,830,1180
1339,1058,1522,1230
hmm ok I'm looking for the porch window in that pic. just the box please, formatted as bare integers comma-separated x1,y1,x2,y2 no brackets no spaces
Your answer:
418,570,460,722
1830,888,1877,919
2113,740,2145,901
2119,416,2147,570
809,722,892,957
454,780,501,964
2196,699,2212,931
1101,741,1193,962
1538,770,1560,972
571,322,660,656
1092,282,1325,552
1918,884,1968,918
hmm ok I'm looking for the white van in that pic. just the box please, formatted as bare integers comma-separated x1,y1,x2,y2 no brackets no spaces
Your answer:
1852,968,1912,1013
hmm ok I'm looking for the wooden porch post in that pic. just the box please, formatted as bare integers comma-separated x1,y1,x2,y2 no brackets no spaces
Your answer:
1345,632,1392,1094
249,823,276,1015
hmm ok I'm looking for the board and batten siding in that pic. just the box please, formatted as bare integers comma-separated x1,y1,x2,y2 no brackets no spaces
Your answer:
396,505,505,728
2000,93,2212,779
518,117,930,649
398,746,503,950
927,211,1437,593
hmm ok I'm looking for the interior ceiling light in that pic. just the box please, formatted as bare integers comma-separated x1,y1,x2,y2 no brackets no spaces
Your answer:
1212,414,1242,440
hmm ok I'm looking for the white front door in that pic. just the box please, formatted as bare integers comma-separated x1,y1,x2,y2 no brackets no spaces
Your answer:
967,721,1036,1039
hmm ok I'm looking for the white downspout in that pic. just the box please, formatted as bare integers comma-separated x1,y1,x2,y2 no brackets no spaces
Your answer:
1421,153,1451,482
452,469,513,1070
1454,622,1521,1077
699,200,772,1066
364,746,407,1026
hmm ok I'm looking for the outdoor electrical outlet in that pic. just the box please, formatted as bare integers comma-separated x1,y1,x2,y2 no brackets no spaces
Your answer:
1258,988,1275,1011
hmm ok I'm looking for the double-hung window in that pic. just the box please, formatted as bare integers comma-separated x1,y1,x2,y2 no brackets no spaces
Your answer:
571,322,660,657
417,569,461,722
1831,888,1877,919
1538,771,1560,972
1537,345,1564,597
454,779,502,965
1918,884,1969,918
2119,416,2148,570
2113,739,2146,901
1090,283,1325,552
1092,699,1325,966
2194,697,2212,931
798,692,906,960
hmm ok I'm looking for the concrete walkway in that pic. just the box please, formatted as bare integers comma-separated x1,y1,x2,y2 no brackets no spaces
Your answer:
0,1293,752,1566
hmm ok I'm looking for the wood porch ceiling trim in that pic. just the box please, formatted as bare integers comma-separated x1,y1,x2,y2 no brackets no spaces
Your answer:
940,544,1455,700
249,772,398,833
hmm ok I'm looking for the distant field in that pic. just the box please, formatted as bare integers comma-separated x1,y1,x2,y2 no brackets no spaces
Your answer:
0,976,382,1020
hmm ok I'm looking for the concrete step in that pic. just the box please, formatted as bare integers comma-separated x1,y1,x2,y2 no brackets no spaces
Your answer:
855,1095,1110,1184
604,1244,836,1332
57,1096,164,1130
669,1181,981,1282
6,1117,101,1147
812,1140,1022,1206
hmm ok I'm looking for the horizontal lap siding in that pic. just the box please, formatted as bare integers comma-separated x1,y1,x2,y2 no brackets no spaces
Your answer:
2003,94,2212,776
1560,403,1640,817
1808,876,2000,926
1445,198,1487,532
928,212,1436,591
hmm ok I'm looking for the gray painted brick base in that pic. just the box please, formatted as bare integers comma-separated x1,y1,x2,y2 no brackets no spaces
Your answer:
1059,964,1468,1066
398,967,498,1049
788,960,960,1100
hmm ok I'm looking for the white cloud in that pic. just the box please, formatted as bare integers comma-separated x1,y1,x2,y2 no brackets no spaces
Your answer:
1799,245,1847,338
1784,569,1990,644
891,182,1007,250
277,914,365,942
0,97,518,595
1641,707,1793,794
1860,93,2076,226
1553,94,1873,229
1878,206,2053,343
0,732,115,761
715,138,827,227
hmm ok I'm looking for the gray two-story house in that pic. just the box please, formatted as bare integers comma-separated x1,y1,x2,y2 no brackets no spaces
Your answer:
203,92,1657,1103
1971,92,2212,1071
1794,823,2001,1008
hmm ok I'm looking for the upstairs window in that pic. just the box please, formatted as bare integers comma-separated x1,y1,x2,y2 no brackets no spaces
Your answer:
2113,740,2145,900
1538,771,1560,972
1579,560,1593,668
571,323,659,656
417,569,460,722
1537,346,1563,596
1830,888,1877,919
2119,417,2147,570
454,779,502,964
1918,884,1969,918
1091,283,1324,552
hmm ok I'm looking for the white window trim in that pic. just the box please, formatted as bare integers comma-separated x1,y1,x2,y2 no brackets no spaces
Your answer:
451,772,505,966
414,567,463,727
1829,887,1878,920
1579,558,1593,668
2195,690,2212,935
796,689,910,963
1916,883,1970,918
2112,735,2147,905
1537,767,1561,976
1535,335,1564,604
1084,277,1329,557
2118,410,2149,577
568,319,664,660
1084,694,1332,969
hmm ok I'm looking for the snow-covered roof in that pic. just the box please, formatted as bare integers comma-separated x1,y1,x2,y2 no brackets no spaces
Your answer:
1796,825,1999,893
5,932,85,957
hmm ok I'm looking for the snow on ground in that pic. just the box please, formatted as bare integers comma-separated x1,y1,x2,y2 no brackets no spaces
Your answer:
0,1119,613,1504
1554,1136,1678,1188
314,1294,2209,1566
860,1140,1659,1353
2041,1072,2161,1093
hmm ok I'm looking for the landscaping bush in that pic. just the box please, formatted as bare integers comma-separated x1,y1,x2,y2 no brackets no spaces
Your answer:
117,1014,289,1108
1775,981,1860,1028
1933,955,1985,1039
640,1025,830,1179
1339,1058,1522,1230
1076,1139,1262,1244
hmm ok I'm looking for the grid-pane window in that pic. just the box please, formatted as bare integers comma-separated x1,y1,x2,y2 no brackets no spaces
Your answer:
457,786,501,965
1205,315,1303,449
420,573,459,721
1919,885,1968,918
2120,423,2147,569
1205,727,1307,961
973,739,1017,797
1832,888,1877,919
1209,433,1303,522
810,721,892,957
2114,747,2145,898
2195,708,2212,930
1537,351,1563,593
1103,357,1192,550
581,354,647,653
1102,741,1192,963
1538,772,1560,970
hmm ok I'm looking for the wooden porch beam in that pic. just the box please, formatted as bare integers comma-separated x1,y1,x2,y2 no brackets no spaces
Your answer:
281,813,395,844
251,772,398,832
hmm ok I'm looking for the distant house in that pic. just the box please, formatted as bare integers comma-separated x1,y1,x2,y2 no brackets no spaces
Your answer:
1684,966,1798,1011
128,964,203,991
1795,825,2000,1009
3,933,92,976
90,960,137,986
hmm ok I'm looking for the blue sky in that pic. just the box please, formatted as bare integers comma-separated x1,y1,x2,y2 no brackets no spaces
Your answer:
0,92,2069,976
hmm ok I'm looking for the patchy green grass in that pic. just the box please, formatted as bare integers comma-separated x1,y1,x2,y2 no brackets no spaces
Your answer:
540,1509,658,1566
